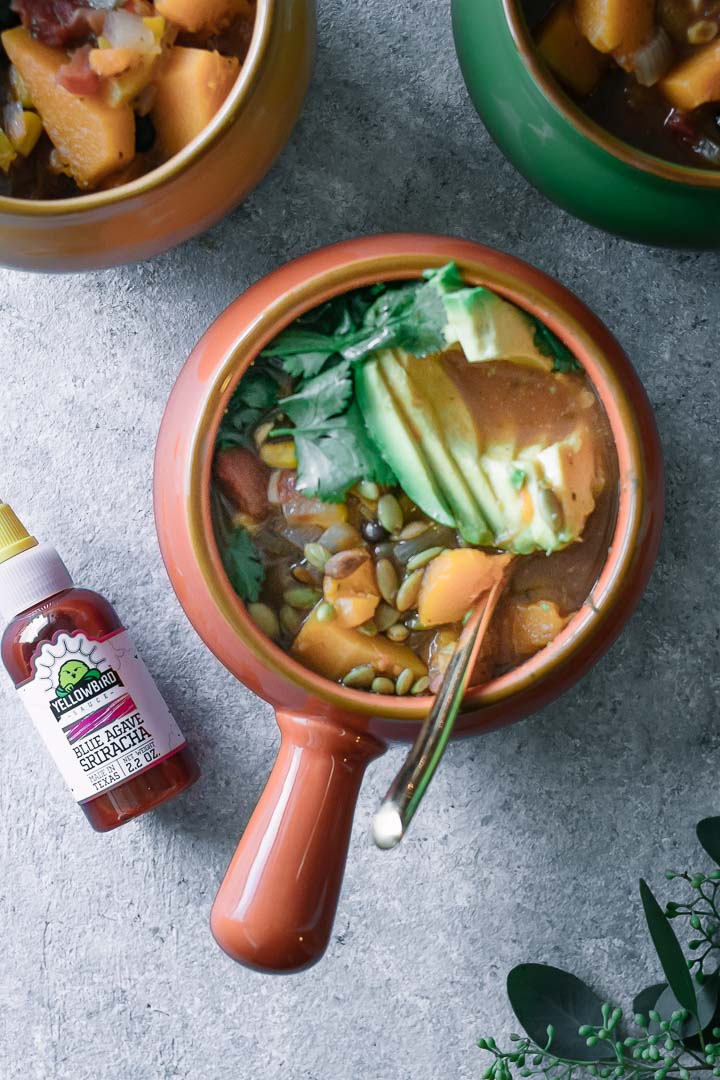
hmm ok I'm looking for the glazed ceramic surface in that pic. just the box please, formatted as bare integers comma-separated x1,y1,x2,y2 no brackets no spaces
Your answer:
0,0,315,272
153,234,664,973
452,0,720,248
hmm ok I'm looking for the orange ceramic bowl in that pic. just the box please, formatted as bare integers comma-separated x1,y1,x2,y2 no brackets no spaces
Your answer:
0,0,315,272
153,234,664,974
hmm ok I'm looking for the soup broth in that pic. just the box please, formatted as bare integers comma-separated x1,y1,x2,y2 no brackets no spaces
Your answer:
530,0,720,170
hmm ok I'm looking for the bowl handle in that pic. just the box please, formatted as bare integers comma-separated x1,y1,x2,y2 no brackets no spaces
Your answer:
210,708,386,973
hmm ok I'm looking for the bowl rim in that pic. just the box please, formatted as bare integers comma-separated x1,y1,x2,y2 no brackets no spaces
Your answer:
503,0,720,190
0,0,273,217
177,234,658,724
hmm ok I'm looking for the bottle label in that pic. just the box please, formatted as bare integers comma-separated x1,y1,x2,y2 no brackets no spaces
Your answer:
17,629,186,803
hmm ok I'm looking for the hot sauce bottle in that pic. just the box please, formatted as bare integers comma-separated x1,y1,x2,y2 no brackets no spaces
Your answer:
0,503,199,831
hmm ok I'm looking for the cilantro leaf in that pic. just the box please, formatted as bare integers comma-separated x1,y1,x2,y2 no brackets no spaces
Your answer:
530,317,583,373
278,360,353,430
221,527,264,603
389,274,448,357
261,267,464,381
217,359,285,449
294,402,395,502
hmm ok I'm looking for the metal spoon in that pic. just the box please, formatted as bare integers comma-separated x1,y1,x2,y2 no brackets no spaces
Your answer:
372,574,509,850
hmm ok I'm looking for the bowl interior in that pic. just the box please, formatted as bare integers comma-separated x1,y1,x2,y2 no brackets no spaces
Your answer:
504,0,720,189
181,243,653,725
0,0,274,216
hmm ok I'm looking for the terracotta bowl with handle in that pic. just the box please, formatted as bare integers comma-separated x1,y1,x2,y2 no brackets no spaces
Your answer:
153,233,664,974
0,0,315,273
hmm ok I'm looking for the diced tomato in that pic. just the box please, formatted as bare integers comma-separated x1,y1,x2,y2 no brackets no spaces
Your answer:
215,448,271,520
11,1,104,47
56,44,101,95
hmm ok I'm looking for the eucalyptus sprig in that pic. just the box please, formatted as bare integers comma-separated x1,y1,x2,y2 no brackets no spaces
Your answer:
477,819,720,1080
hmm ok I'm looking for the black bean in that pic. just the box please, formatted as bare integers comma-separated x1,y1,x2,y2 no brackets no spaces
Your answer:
361,520,389,543
135,115,156,154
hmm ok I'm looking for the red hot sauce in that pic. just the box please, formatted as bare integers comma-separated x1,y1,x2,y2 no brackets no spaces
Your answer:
0,504,199,831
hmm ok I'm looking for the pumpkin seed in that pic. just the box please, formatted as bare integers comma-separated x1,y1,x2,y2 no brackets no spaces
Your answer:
377,493,403,535
406,545,445,572
292,564,318,585
358,621,378,637
283,586,322,610
342,664,375,689
688,18,717,44
410,676,431,695
374,541,395,560
358,480,380,501
396,568,424,612
279,604,302,636
319,522,364,553
253,420,274,448
395,668,414,696
324,548,370,580
316,602,336,623
386,624,410,642
376,558,398,605
304,542,330,571
247,602,280,640
374,603,400,632
371,677,396,695
398,520,430,541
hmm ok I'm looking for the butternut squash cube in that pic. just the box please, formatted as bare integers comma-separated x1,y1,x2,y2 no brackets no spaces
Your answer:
538,1,605,96
292,605,427,683
151,46,240,159
323,557,380,629
155,0,252,35
660,39,720,110
575,0,654,54
1,27,135,188
496,600,570,666
418,549,513,629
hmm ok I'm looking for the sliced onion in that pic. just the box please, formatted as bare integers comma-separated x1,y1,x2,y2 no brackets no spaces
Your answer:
103,10,155,53
3,101,25,144
622,27,675,87
691,136,720,166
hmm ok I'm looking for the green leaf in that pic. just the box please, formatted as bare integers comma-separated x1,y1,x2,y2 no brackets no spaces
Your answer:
506,964,612,1061
632,983,666,1019
652,976,719,1039
697,819,720,866
530,316,582,373
216,359,284,449
220,527,264,603
640,879,698,1017
293,402,395,502
279,360,353,431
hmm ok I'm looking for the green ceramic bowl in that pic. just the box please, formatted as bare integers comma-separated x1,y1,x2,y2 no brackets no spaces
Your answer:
452,0,720,248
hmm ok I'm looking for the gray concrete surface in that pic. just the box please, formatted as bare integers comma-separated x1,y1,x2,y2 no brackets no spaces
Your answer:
1,2,719,1078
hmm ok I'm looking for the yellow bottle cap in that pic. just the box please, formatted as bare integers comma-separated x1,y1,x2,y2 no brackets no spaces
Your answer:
0,503,37,565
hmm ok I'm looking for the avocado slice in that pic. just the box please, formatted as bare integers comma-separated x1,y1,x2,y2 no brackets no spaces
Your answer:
536,429,598,542
442,287,554,372
480,431,598,554
355,358,455,528
375,350,494,546
395,350,507,537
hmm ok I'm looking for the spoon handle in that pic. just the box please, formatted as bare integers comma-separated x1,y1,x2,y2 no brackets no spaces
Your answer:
372,577,507,850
